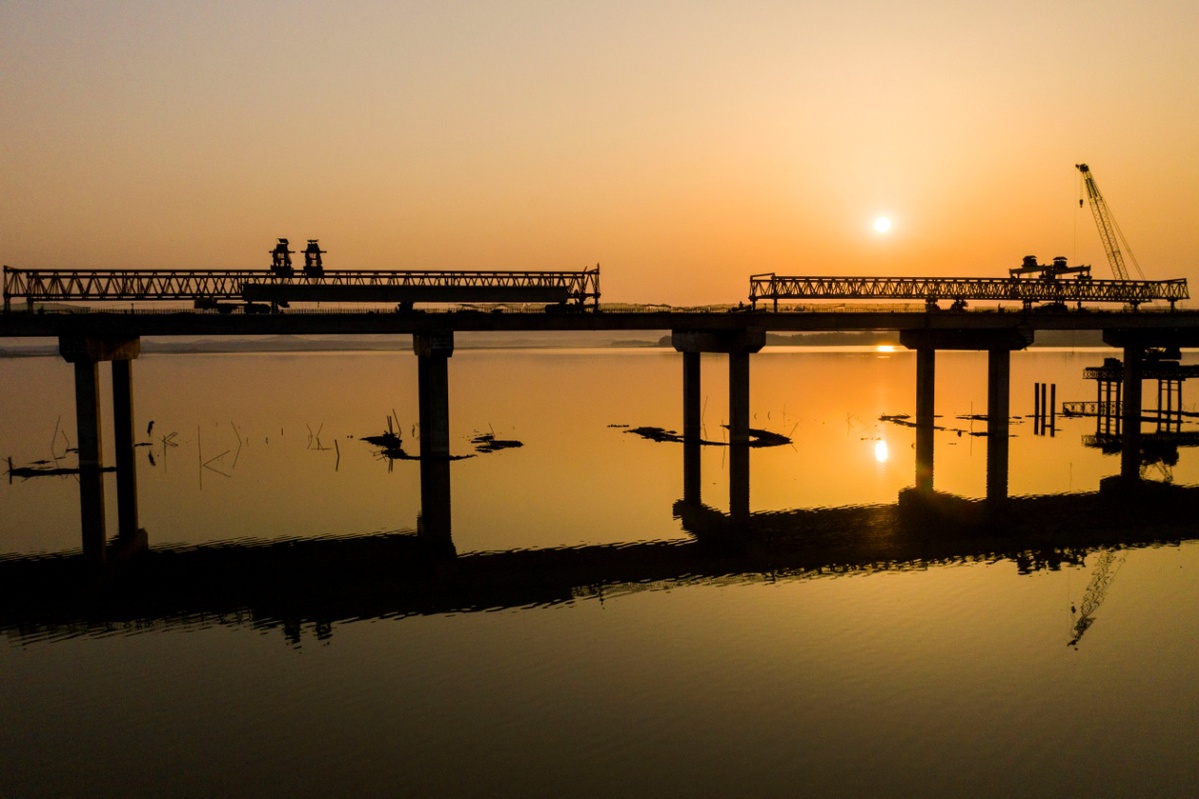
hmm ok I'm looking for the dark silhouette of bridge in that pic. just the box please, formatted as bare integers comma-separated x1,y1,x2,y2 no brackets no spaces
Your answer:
6,288,1199,548
1,445,1195,643
5,264,1199,643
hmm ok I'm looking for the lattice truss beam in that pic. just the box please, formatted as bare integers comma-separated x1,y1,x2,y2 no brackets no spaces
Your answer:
749,273,1188,309
1082,364,1199,381
3,267,601,307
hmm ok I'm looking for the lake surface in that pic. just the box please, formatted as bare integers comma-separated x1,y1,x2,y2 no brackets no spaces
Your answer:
2,344,1197,797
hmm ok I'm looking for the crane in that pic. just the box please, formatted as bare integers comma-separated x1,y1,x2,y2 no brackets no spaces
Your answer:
1076,163,1145,281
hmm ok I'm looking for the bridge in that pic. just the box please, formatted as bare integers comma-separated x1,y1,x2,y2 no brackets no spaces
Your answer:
5,261,1199,563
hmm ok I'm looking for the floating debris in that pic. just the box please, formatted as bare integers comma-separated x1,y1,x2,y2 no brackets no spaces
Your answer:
879,414,918,428
623,425,792,448
361,430,411,459
360,421,521,461
471,433,523,453
744,427,791,447
626,426,686,443
880,413,1011,437
5,455,115,480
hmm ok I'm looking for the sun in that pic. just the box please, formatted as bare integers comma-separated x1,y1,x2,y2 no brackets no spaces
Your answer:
873,216,893,234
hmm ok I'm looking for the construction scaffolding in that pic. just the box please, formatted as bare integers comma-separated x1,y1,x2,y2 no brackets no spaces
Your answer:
1066,358,1199,434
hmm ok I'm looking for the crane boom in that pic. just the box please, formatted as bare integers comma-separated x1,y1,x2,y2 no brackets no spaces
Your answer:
1068,548,1125,647
1076,163,1143,281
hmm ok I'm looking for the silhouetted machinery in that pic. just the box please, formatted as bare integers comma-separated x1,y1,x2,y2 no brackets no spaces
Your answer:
270,237,325,278
302,239,326,277
1009,255,1092,281
1077,163,1143,281
270,238,295,277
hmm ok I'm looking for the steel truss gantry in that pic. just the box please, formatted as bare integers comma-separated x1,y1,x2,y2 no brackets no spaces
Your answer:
2,265,601,311
748,273,1188,311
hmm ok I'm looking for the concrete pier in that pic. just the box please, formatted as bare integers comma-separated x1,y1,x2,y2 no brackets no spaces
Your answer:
728,352,751,446
112,359,139,538
413,332,455,543
1121,345,1144,480
673,329,764,520
60,336,142,560
901,327,1032,501
986,348,1011,502
414,332,454,460
72,360,106,559
672,328,765,445
682,351,701,443
914,348,936,491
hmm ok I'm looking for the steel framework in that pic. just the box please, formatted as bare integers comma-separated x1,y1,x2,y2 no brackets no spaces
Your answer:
1082,363,1199,381
748,273,1188,311
2,265,601,311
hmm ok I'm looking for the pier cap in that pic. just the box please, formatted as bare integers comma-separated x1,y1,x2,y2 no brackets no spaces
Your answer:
900,327,1033,351
58,336,141,363
671,328,766,354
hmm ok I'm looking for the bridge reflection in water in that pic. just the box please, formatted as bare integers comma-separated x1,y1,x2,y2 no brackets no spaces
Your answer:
2,421,1196,644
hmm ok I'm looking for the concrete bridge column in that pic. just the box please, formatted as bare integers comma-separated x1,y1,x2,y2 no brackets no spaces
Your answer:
112,359,139,538
986,348,1011,502
729,351,751,446
728,349,752,523
673,328,765,519
414,332,455,542
680,350,704,506
682,351,701,443
1121,345,1144,481
671,328,765,438
414,332,454,460
914,348,936,492
901,327,1031,503
60,336,141,561
72,359,106,559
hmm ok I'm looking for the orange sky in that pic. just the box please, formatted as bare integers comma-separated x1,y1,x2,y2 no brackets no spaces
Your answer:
2,1,1197,304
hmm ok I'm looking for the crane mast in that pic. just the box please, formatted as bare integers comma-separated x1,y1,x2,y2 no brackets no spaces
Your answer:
1076,163,1143,281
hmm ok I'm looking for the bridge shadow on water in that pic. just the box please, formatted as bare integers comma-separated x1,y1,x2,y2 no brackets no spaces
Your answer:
2,440,1198,644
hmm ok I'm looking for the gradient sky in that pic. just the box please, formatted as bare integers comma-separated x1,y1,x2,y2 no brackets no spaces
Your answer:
3,0,1197,304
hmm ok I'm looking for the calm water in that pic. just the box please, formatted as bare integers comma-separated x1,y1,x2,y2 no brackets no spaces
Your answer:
2,343,1197,797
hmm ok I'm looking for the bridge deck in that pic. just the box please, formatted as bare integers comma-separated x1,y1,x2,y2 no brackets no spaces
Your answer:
5,307,1199,341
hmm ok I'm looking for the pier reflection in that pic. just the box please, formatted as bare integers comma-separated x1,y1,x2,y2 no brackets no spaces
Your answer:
3,429,1198,643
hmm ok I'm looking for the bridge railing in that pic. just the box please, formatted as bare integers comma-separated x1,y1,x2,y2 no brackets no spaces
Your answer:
3,265,601,312
748,273,1189,311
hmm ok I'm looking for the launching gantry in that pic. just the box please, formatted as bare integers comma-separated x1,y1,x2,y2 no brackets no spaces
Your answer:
1,240,602,313
749,256,1187,312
